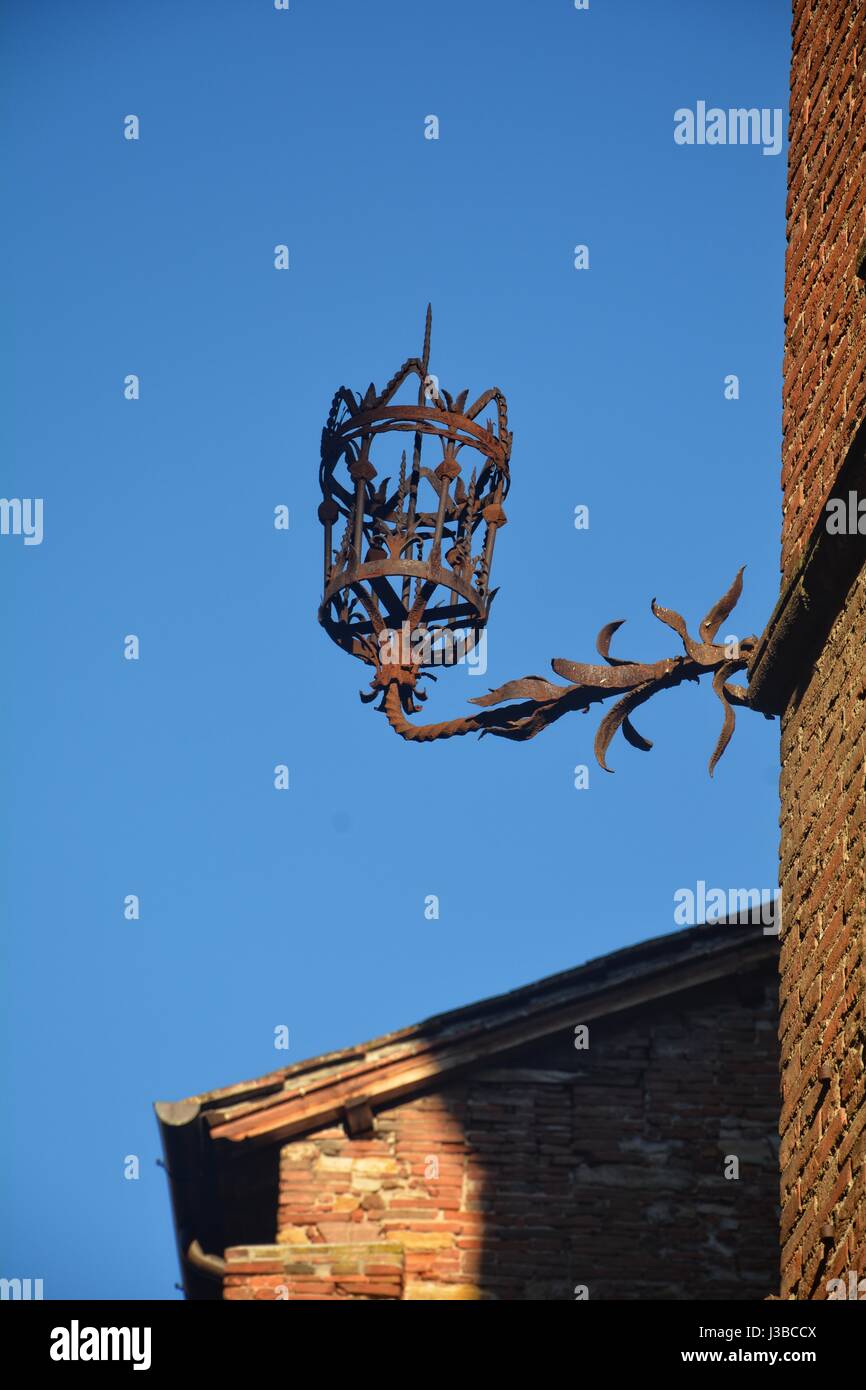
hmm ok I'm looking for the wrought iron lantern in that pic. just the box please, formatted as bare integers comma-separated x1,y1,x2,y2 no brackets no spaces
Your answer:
318,311,768,773
318,307,509,695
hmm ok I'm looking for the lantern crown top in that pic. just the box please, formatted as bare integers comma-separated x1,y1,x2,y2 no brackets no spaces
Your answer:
318,307,512,669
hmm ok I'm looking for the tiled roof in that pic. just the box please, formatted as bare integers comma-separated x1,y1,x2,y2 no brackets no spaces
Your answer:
157,916,777,1149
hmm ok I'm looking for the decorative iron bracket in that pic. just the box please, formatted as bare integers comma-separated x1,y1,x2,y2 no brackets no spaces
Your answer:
373,566,772,775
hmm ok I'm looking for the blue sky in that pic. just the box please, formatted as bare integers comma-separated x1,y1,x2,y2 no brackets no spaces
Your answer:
1,0,790,1298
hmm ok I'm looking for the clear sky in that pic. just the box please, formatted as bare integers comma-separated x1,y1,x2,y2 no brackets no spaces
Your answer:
1,0,790,1299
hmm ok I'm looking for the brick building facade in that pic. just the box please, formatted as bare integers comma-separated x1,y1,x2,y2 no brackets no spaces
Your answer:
748,0,866,1301
157,923,780,1300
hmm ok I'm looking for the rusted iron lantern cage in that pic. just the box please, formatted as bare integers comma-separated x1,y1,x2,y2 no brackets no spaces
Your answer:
318,310,769,772
318,307,510,710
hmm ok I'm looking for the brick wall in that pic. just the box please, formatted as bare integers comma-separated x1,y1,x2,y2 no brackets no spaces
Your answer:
776,0,866,1300
224,1244,404,1301
777,564,866,1297
226,971,780,1300
782,1,866,578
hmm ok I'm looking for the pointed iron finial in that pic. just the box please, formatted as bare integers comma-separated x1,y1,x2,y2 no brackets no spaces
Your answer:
422,303,432,376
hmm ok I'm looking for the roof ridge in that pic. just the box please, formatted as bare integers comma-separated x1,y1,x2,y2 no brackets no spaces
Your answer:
157,917,776,1117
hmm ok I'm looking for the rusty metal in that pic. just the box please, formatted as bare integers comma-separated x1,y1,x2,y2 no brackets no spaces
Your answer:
319,312,766,774
319,304,509,667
